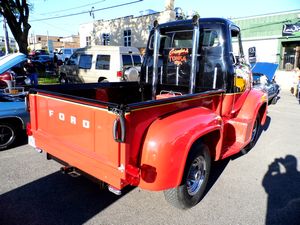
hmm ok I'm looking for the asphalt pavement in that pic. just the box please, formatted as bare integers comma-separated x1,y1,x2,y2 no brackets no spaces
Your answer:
0,90,300,225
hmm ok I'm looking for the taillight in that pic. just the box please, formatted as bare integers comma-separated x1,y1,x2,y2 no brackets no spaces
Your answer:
117,71,123,77
0,71,12,81
26,123,33,136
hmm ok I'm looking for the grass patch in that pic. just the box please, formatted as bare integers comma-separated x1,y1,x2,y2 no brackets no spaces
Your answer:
38,77,58,85
38,71,59,85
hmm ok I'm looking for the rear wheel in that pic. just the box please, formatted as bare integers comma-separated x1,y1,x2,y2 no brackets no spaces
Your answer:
243,115,260,151
164,143,211,209
0,122,17,150
59,74,69,84
271,96,278,104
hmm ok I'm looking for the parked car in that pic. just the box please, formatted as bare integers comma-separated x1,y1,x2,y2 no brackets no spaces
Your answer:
252,62,280,105
31,54,54,72
0,87,29,150
58,45,142,84
29,49,49,58
57,48,78,63
0,53,28,89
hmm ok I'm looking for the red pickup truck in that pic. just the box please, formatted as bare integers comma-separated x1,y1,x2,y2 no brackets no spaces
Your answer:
27,17,267,209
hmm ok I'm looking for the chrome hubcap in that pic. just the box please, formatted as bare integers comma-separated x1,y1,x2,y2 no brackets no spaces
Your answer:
186,155,206,196
0,125,14,147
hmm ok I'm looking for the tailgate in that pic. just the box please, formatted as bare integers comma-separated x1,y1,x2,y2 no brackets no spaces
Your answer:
29,93,126,188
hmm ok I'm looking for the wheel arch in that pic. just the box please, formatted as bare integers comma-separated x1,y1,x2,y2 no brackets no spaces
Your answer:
0,117,25,130
258,101,267,125
98,77,108,82
238,90,268,125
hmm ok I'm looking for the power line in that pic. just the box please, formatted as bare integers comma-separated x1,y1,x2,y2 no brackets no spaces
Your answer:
38,0,106,15
30,0,143,22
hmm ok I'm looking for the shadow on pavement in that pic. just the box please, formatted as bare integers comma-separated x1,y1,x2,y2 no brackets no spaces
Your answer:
232,115,271,159
262,155,300,225
203,116,272,200
0,172,133,225
15,131,28,147
203,158,230,198
1,131,28,152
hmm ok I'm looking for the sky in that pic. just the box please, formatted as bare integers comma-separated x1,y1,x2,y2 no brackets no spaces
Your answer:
1,0,300,37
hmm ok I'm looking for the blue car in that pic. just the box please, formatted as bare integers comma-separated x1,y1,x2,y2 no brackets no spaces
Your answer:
252,62,280,105
0,89,29,149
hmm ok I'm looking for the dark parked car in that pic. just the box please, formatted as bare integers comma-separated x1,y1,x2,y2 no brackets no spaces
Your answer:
252,62,280,105
31,54,54,72
0,88,29,150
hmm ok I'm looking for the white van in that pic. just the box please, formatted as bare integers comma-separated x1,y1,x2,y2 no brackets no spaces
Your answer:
58,46,142,83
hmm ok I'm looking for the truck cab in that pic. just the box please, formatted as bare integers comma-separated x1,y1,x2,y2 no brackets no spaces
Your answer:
141,17,253,117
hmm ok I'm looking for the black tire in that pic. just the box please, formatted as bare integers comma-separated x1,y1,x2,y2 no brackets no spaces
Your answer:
271,96,278,105
243,115,260,151
59,74,68,84
164,143,211,209
0,122,17,150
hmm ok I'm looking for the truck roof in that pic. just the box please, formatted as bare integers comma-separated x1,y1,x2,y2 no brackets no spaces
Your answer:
156,17,237,30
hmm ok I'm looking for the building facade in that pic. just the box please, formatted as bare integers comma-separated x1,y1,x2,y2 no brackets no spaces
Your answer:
0,36,17,52
79,0,300,70
28,34,80,53
79,0,176,49
233,9,300,69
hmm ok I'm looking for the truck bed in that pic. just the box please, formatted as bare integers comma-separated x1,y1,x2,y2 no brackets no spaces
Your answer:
30,82,215,107
28,82,223,189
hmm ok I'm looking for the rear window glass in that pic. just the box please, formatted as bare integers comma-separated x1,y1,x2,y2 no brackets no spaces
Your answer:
172,31,193,48
96,55,110,70
79,54,92,69
64,49,72,54
122,55,133,67
202,29,220,47
132,55,141,66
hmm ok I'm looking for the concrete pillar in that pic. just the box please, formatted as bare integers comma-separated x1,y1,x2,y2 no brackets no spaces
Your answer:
280,46,285,70
294,46,300,69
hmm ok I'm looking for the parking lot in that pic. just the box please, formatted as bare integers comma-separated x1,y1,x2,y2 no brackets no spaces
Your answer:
0,90,299,225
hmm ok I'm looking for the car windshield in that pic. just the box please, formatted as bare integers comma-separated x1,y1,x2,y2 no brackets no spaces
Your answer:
64,49,72,54
0,53,27,74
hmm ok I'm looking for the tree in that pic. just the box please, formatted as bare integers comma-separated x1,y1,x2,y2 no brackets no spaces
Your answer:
0,0,31,54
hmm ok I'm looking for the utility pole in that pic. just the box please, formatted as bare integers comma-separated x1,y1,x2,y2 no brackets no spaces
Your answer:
3,18,10,54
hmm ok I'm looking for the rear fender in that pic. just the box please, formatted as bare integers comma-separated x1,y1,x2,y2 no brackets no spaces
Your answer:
139,107,222,191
